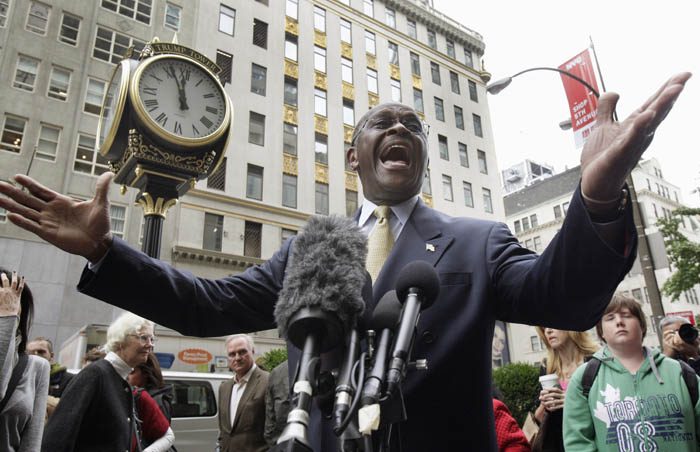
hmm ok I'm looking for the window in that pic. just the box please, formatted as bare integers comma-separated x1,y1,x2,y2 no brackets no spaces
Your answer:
250,64,266,96
346,190,358,217
207,157,227,191
343,101,354,126
314,46,326,72
390,79,401,102
464,49,473,68
430,62,441,85
0,115,27,154
553,205,562,219
473,114,483,137
314,89,327,116
530,214,538,228
218,4,235,35
341,58,353,84
423,169,432,195
101,0,151,24
84,78,106,115
522,217,530,231
442,175,453,202
281,228,296,244
385,7,396,27
427,29,437,49
36,124,61,161
406,19,417,39
525,239,532,249
315,182,329,215
388,42,399,66
458,143,468,167
315,133,328,164
282,174,297,208
285,33,297,61
284,78,297,106
446,39,455,59
314,6,325,32
340,18,351,44
365,31,376,55
562,202,569,215
73,133,109,175
255,0,268,5
203,213,223,251
244,221,262,258
454,106,464,130
253,19,268,49
59,13,81,46
0,0,8,27
216,50,233,85
438,135,449,160
283,123,297,155
450,71,460,94
46,66,70,101
410,52,420,76
164,3,181,31
413,88,424,113
478,151,487,174
248,112,265,145
246,164,263,200
363,0,373,17
483,188,493,213
13,55,39,92
169,379,217,417
27,1,50,34
434,97,444,121
632,288,643,304
514,220,521,234
469,80,478,102
463,181,473,207
109,205,126,238
367,68,378,94
530,335,546,352
285,0,297,20
93,27,146,63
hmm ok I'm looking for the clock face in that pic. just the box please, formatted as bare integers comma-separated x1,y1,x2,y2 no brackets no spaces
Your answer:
97,60,130,153
135,56,228,142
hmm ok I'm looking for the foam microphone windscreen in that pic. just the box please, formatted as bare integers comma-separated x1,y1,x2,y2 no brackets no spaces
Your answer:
395,261,440,308
274,215,368,339
369,290,403,331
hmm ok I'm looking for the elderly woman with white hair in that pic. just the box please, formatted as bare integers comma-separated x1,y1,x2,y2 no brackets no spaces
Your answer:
41,312,174,452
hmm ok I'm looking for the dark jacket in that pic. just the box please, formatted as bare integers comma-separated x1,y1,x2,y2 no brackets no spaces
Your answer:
264,360,290,446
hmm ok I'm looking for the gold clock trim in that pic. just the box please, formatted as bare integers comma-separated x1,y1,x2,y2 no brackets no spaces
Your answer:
129,54,232,148
97,60,131,156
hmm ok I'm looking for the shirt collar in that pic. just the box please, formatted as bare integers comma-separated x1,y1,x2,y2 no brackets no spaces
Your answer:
358,195,419,229
105,351,132,380
235,363,256,384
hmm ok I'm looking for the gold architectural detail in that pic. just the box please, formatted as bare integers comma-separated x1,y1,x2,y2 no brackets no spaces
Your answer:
342,82,354,100
341,42,352,59
284,59,299,79
368,92,379,108
120,185,127,195
315,163,329,184
283,153,298,176
285,16,298,35
416,111,425,120
136,193,178,218
314,71,327,90
314,115,328,135
314,29,326,48
344,125,354,144
366,54,377,70
345,171,358,192
283,105,298,125
422,193,434,208
390,64,401,80
412,74,422,90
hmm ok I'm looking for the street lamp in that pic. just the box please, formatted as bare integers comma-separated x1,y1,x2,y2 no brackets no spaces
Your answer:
488,66,666,345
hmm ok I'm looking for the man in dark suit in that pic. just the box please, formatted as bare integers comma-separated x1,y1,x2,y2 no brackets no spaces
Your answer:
0,72,691,450
217,334,268,452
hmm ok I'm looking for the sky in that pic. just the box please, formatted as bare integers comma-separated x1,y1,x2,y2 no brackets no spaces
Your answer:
433,0,700,206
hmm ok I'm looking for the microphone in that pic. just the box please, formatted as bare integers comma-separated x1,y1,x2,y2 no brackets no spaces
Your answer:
272,215,367,451
386,261,440,398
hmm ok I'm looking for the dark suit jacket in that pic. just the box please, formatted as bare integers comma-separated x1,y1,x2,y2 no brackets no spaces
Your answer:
217,366,269,452
78,186,636,451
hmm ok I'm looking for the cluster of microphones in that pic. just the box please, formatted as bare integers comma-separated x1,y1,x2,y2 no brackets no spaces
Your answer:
271,216,440,452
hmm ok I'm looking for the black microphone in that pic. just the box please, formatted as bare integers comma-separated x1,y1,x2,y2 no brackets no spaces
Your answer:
386,261,440,398
360,290,402,408
272,215,367,450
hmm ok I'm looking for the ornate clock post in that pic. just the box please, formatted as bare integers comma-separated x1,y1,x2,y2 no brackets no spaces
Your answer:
97,39,232,258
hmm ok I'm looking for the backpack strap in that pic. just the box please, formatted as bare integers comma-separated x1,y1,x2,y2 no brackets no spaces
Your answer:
679,360,699,406
581,358,602,398
0,354,29,413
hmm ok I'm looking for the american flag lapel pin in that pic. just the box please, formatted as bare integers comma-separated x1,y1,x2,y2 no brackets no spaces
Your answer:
426,243,435,252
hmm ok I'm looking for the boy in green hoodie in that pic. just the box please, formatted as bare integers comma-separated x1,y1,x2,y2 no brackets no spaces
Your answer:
564,294,700,451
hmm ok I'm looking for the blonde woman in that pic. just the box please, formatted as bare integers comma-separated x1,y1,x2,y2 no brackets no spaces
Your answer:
532,327,598,452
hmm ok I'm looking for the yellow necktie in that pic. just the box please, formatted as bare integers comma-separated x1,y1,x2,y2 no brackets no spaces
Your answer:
366,206,394,283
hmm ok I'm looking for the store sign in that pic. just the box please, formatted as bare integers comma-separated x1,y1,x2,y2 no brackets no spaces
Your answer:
559,49,600,148
178,348,213,364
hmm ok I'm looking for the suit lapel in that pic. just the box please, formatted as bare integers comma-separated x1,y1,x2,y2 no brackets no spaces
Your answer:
232,367,260,430
221,379,234,433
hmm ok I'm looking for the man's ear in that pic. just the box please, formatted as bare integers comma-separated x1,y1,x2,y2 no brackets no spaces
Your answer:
346,145,359,171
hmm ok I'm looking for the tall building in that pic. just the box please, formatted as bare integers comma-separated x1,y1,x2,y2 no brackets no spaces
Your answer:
503,157,700,364
0,0,504,368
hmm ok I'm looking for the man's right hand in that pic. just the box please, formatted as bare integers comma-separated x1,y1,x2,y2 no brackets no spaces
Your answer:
0,172,115,263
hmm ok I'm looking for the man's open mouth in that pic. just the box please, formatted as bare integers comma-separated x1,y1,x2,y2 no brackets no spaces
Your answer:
380,144,410,166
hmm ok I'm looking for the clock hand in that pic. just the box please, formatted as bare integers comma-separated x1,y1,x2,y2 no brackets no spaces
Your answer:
178,70,189,111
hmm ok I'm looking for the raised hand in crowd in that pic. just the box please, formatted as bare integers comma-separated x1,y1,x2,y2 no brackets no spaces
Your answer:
0,271,24,317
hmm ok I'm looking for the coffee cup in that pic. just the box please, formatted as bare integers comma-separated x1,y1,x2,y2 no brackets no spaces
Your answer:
539,374,560,390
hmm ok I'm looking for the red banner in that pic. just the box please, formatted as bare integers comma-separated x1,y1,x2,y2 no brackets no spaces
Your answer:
559,49,600,148
667,311,696,326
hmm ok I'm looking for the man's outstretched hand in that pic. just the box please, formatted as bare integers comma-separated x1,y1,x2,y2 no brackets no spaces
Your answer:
0,172,115,263
580,72,691,215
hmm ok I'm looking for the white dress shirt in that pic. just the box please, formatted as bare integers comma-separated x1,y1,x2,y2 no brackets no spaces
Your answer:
229,363,256,427
358,195,419,240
